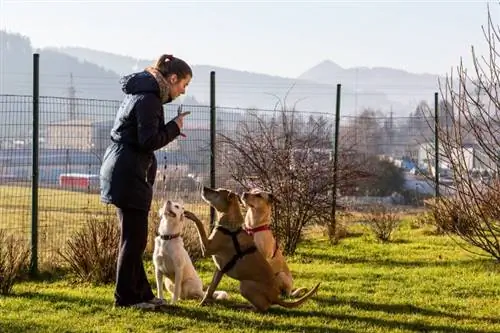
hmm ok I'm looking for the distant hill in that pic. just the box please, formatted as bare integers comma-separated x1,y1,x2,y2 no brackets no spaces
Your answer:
1,30,446,120
50,46,396,115
298,59,441,108
0,31,121,100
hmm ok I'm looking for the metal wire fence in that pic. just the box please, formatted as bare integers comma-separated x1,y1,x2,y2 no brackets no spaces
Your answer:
0,92,440,270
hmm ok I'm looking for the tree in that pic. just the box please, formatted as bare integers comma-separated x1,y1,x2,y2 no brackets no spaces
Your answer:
429,4,500,262
346,109,385,157
217,102,369,253
353,157,406,197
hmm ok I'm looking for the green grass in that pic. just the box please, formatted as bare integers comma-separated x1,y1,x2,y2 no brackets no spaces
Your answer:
1,185,499,332
0,185,209,266
1,224,499,333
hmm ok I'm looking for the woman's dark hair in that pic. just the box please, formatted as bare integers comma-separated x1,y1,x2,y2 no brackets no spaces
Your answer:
154,54,192,80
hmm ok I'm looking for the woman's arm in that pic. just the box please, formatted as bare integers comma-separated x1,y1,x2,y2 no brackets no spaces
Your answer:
135,93,180,151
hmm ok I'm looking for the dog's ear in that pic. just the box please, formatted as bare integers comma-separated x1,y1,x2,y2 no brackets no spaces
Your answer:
228,191,242,205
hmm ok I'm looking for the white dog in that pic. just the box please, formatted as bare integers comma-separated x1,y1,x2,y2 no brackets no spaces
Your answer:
152,200,229,304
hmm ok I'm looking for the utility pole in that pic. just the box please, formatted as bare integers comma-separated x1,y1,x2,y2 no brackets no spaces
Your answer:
68,73,76,120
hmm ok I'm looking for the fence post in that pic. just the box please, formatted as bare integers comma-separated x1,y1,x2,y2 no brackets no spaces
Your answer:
330,83,341,242
434,92,440,197
209,71,216,227
30,53,40,276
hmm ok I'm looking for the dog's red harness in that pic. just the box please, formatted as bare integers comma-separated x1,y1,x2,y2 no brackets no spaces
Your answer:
244,224,271,235
244,224,279,259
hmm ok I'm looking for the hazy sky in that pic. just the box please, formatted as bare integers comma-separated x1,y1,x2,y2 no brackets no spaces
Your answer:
0,0,497,78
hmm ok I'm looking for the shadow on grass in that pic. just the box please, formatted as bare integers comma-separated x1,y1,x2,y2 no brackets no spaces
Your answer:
294,251,495,269
163,301,358,333
266,306,495,333
341,231,365,239
390,239,412,244
13,290,112,307
10,291,353,333
0,320,50,333
315,296,500,325
10,290,497,333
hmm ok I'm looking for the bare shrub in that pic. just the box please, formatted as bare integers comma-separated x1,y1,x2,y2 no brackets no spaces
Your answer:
178,220,206,263
424,198,470,235
413,4,500,261
217,97,369,254
312,210,353,244
364,205,401,242
0,230,29,295
58,215,119,284
425,195,498,260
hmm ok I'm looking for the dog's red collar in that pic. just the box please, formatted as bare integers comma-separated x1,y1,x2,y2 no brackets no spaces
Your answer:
160,233,180,241
244,225,280,259
244,224,271,236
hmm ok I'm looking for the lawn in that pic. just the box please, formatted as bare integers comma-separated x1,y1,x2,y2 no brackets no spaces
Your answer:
0,185,209,265
1,219,499,332
0,185,499,332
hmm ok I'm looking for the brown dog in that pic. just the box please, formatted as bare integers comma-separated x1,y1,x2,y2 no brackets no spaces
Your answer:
183,186,320,312
241,188,307,298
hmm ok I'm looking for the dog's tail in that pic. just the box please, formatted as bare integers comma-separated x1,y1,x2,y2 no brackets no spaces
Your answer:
290,287,309,298
275,282,320,308
212,290,229,300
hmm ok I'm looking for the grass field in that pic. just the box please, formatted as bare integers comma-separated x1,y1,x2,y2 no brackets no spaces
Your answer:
1,185,499,332
0,185,209,265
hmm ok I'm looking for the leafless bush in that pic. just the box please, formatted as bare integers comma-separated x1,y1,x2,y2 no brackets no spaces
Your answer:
217,97,369,254
409,210,436,230
424,198,472,235
420,4,500,261
58,215,119,284
0,230,29,295
364,205,401,242
425,195,499,260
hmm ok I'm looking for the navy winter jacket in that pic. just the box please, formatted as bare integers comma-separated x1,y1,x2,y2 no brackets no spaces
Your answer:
99,71,180,211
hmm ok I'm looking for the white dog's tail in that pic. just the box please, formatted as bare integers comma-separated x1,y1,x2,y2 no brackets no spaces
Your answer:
212,290,229,300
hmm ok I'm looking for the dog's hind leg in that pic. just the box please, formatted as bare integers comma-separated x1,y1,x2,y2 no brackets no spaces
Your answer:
277,271,308,297
182,278,205,300
240,280,271,312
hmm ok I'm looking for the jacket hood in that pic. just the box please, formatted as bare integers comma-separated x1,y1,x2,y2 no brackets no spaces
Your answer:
120,71,160,96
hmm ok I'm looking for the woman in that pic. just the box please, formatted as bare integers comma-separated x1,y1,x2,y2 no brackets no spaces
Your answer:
100,54,192,310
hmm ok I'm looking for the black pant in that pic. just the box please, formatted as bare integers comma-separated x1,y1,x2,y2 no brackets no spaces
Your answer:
114,207,154,306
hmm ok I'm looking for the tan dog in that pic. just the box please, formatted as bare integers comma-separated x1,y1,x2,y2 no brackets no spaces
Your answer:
153,200,229,304
183,186,320,312
241,188,307,298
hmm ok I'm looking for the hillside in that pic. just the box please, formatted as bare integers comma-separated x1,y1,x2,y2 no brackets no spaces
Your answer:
299,60,441,107
1,30,447,119
51,46,395,114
